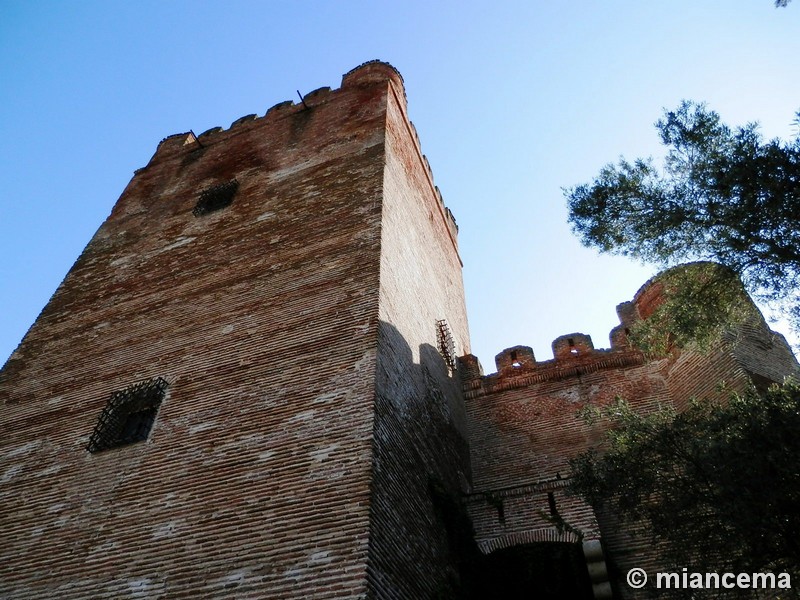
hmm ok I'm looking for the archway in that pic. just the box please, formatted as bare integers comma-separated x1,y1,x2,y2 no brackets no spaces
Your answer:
477,541,594,599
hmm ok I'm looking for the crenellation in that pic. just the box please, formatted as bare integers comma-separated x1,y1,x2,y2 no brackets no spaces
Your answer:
609,300,637,348
615,300,638,325
631,275,665,319
465,261,797,597
302,86,332,105
144,132,198,170
198,126,223,138
341,60,405,109
265,99,295,117
229,113,257,128
458,353,483,382
142,61,412,177
552,332,594,359
464,350,646,399
155,132,193,153
409,121,421,154
608,324,630,349
495,345,536,374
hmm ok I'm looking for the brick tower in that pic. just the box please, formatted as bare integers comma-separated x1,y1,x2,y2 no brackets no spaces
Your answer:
0,62,472,599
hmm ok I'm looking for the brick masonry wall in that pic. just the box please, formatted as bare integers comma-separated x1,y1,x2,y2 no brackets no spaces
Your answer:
464,351,668,545
4,60,798,600
366,66,474,598
0,64,399,599
463,281,798,599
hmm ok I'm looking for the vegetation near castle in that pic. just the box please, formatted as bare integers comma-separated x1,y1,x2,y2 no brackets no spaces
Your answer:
626,262,758,354
566,94,800,591
569,380,800,585
565,101,800,343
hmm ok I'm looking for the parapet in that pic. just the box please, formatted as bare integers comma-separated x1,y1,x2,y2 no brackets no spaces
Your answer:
459,271,670,395
132,61,461,267
459,354,484,380
462,321,643,396
552,334,594,359
145,60,407,168
342,60,405,101
494,346,536,375
462,261,799,399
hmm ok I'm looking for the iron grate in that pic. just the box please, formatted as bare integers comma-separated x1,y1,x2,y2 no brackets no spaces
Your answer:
192,179,239,216
436,319,457,371
87,377,168,453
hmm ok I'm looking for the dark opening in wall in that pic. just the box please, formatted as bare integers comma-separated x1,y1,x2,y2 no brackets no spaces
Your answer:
547,492,558,517
192,179,239,216
87,377,168,453
478,542,594,599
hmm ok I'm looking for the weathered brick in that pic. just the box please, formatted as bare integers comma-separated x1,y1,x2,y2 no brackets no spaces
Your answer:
2,62,797,600
0,61,469,600
462,269,798,598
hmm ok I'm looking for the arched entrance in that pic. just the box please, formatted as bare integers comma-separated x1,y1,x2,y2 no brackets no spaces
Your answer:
477,541,594,599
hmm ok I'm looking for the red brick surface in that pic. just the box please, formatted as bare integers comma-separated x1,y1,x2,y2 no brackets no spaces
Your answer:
0,61,471,600
2,61,798,600
461,277,798,598
366,75,471,598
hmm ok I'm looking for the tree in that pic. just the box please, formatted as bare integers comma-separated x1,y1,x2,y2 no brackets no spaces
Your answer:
624,261,759,354
569,381,800,586
565,101,800,338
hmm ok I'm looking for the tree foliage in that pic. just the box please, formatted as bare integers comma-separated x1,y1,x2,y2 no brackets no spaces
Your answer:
627,262,758,354
566,101,800,334
570,381,800,582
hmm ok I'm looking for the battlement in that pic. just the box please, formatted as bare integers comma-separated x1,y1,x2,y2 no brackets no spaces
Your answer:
150,61,403,159
460,292,645,395
139,60,458,239
4,61,798,600
0,61,473,600
461,262,799,401
460,343,645,399
342,59,405,100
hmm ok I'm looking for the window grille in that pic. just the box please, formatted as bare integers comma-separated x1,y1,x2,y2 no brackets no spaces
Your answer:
436,319,456,371
192,179,239,216
87,377,168,453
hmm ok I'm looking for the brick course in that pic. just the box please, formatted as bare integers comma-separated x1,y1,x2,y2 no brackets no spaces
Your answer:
461,271,799,598
2,62,797,600
1,61,471,600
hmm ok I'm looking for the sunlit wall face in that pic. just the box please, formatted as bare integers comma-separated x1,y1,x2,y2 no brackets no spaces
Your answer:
1,1,798,369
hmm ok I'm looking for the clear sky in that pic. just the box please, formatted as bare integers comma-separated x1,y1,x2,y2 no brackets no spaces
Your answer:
1,1,798,372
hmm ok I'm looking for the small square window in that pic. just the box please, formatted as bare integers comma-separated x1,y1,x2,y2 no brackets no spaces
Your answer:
87,377,168,453
192,179,239,216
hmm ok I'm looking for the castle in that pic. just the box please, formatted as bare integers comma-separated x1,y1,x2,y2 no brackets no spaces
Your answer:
1,61,797,599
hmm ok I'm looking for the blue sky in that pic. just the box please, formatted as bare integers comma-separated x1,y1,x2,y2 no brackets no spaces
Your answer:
1,1,798,371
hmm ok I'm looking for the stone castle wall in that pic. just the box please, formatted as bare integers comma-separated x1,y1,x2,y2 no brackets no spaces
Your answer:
1,61,798,600
0,61,469,600
461,271,799,597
